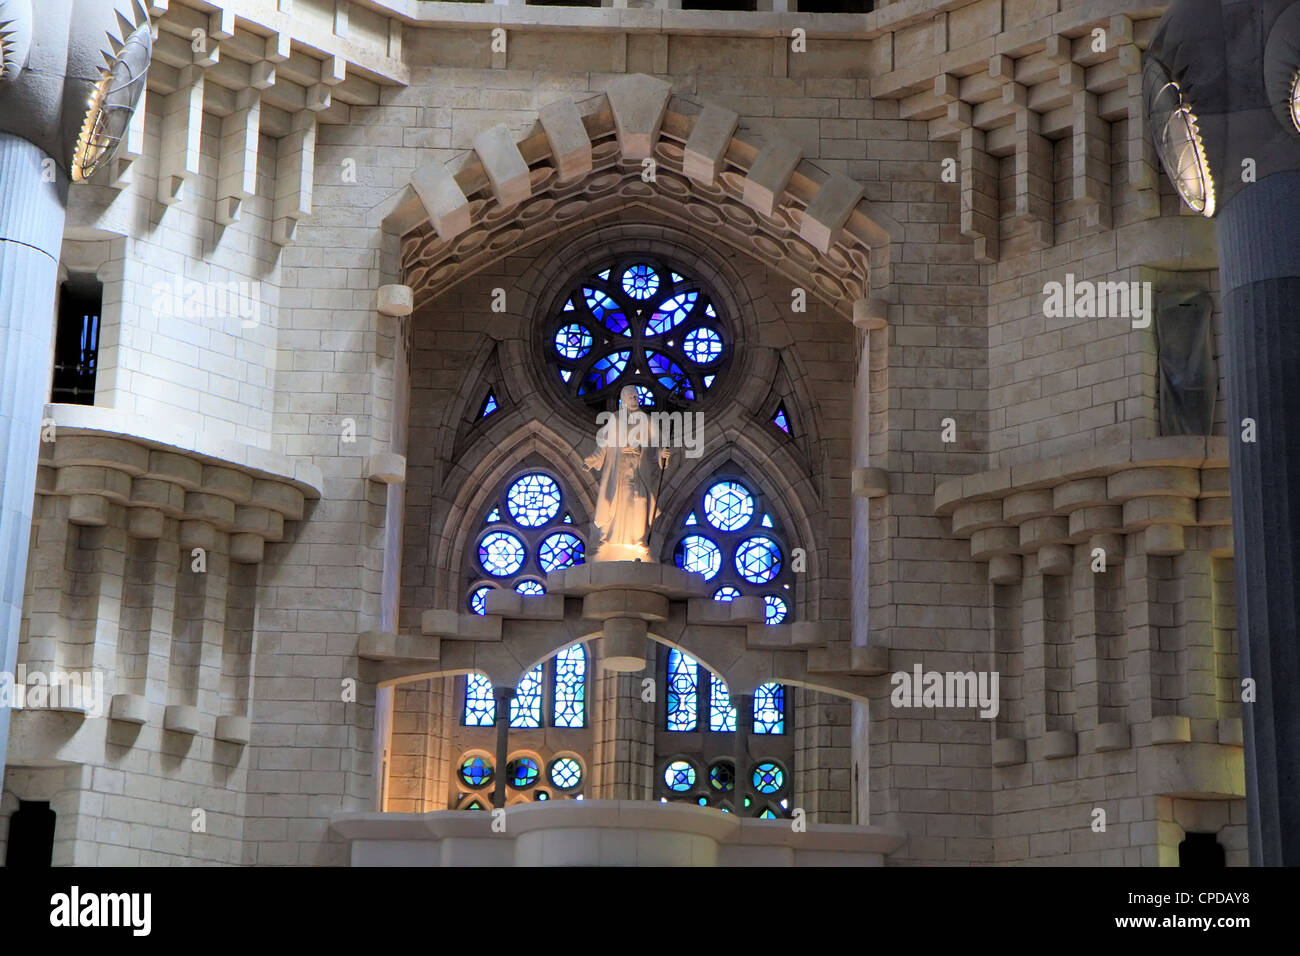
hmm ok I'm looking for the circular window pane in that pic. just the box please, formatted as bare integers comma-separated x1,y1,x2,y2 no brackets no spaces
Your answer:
675,534,722,580
684,326,723,365
507,474,562,527
515,580,545,595
703,480,755,532
479,531,526,577
621,264,660,300
764,594,788,625
507,757,540,789
752,762,784,794
459,755,493,788
554,323,593,360
549,261,726,410
549,757,583,791
664,760,697,792
469,585,494,615
735,535,782,584
708,760,735,793
539,531,585,573
713,586,741,602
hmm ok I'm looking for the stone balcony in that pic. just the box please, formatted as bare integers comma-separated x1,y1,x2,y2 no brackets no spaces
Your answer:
330,800,905,866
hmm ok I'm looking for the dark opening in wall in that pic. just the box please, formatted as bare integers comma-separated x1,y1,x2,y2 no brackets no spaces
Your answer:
51,275,103,405
4,800,56,867
798,0,875,11
683,0,758,11
1179,831,1226,867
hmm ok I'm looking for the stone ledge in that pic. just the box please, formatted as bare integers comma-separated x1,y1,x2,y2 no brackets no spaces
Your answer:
1042,730,1077,760
420,610,502,641
108,693,149,725
363,452,407,485
214,715,250,745
1094,721,1132,752
1149,714,1193,745
163,705,202,736
851,467,889,498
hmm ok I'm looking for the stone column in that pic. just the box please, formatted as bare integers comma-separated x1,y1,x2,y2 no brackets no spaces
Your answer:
0,132,66,793
733,693,752,813
491,687,515,809
1218,170,1300,865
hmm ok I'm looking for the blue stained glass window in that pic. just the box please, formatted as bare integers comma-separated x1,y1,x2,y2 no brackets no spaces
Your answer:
485,507,501,523
735,535,782,584
579,351,630,394
554,644,586,728
535,791,549,801
554,323,593,360
539,531,584,572
469,585,494,615
764,594,788,625
713,586,741,602
664,760,696,791
507,473,562,527
562,513,573,524
510,665,544,728
761,514,773,528
675,534,722,580
551,261,725,409
621,264,660,299
753,682,785,735
684,326,723,365
647,292,698,335
752,761,784,793
479,391,499,418
549,757,582,790
758,808,778,819
479,531,526,576
459,755,493,788
508,756,540,788
709,675,737,732
465,800,487,811
684,511,698,526
773,404,790,434
464,674,495,726
704,480,755,532
666,648,699,731
708,761,734,792
514,580,545,595
646,351,694,398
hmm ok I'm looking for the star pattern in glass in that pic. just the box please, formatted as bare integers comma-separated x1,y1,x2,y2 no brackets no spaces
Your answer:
510,665,544,729
549,757,582,790
665,760,696,792
675,534,722,580
704,480,755,532
507,474,562,527
479,531,526,577
735,535,782,584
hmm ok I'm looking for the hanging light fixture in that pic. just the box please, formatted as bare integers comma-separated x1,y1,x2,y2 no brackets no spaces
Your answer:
1142,57,1216,217
70,18,150,181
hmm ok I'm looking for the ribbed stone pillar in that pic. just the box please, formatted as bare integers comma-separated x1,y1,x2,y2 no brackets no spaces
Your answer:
0,132,66,793
1218,169,1300,867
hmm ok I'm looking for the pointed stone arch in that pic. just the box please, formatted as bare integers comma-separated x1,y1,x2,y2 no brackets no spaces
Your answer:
651,438,824,623
438,337,513,464
379,74,902,319
432,419,598,610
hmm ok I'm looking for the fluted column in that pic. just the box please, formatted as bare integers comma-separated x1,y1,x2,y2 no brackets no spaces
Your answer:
0,131,66,792
1218,169,1300,866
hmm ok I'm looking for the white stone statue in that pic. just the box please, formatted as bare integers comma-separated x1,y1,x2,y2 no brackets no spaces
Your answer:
584,385,672,562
